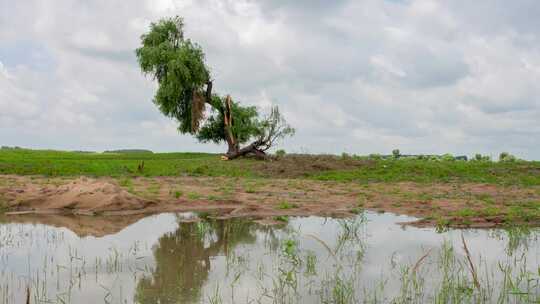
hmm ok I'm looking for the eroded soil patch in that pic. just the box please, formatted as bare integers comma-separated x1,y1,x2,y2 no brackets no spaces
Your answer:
1,175,539,229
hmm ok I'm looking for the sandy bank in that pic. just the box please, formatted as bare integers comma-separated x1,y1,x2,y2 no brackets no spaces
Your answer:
1,175,539,229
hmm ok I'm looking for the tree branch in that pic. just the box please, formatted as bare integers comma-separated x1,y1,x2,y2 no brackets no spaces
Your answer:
205,80,213,105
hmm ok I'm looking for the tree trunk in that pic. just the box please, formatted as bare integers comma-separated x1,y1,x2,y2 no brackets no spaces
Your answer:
223,95,239,157
225,141,267,160
219,94,269,160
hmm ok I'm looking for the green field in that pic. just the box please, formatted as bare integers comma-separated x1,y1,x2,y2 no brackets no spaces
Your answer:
1,149,540,186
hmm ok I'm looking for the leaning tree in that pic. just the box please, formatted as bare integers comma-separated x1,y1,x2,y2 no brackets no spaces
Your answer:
136,17,294,159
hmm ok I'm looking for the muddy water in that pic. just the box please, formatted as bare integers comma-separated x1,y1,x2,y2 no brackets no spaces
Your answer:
0,212,538,303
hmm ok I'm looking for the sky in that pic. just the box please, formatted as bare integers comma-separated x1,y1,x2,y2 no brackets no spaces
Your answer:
1,0,540,159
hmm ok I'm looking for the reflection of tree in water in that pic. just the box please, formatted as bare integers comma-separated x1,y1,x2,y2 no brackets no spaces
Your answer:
134,217,270,304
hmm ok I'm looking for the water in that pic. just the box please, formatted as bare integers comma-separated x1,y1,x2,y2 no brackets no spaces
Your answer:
0,211,538,303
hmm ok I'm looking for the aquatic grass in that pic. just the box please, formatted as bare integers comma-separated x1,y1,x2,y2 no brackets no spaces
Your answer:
207,285,222,304
2,214,540,303
304,251,317,276
274,215,290,223
320,273,356,304
350,207,363,214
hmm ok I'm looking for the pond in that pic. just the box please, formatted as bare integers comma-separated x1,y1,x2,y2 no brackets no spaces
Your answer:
0,211,538,303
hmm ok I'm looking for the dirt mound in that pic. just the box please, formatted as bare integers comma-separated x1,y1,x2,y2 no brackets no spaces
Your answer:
6,178,152,214
2,175,540,230
255,154,372,178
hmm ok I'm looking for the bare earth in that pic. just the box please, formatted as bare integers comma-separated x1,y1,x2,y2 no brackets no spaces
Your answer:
1,175,540,233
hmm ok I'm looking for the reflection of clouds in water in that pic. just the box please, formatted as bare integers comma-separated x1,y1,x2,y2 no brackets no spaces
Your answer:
0,212,538,303
0,214,180,304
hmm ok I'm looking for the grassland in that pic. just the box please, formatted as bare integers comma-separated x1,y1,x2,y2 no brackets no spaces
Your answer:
1,149,540,228
1,149,540,186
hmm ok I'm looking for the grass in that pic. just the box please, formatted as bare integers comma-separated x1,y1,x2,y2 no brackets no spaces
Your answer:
277,201,299,210
1,149,540,186
187,192,202,200
452,208,479,218
3,149,540,227
274,215,289,223
118,177,135,194
0,149,257,178
313,158,540,186
0,196,7,213
350,207,363,215
146,183,161,195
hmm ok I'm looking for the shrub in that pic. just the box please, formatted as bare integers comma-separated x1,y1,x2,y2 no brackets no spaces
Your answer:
499,152,517,162
473,154,491,162
341,152,351,159
275,149,286,158
441,153,455,161
392,149,400,159
368,153,382,160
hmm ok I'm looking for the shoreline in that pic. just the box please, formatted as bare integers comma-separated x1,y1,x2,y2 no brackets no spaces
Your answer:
1,174,539,230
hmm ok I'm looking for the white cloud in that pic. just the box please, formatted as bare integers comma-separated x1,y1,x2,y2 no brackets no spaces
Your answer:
370,54,407,78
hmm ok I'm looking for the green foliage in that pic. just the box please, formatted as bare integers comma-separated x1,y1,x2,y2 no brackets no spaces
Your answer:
441,153,455,161
196,97,263,145
282,239,298,257
368,153,382,160
136,16,210,135
275,149,286,157
499,152,517,162
136,17,294,152
392,149,400,159
473,154,491,162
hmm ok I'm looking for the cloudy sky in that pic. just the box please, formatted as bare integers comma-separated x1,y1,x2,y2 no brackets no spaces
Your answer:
1,0,540,159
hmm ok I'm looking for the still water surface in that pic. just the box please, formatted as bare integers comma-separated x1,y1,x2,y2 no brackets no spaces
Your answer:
0,212,538,303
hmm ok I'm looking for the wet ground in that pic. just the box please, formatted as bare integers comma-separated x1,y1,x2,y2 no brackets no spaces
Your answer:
0,211,539,303
3,175,540,228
